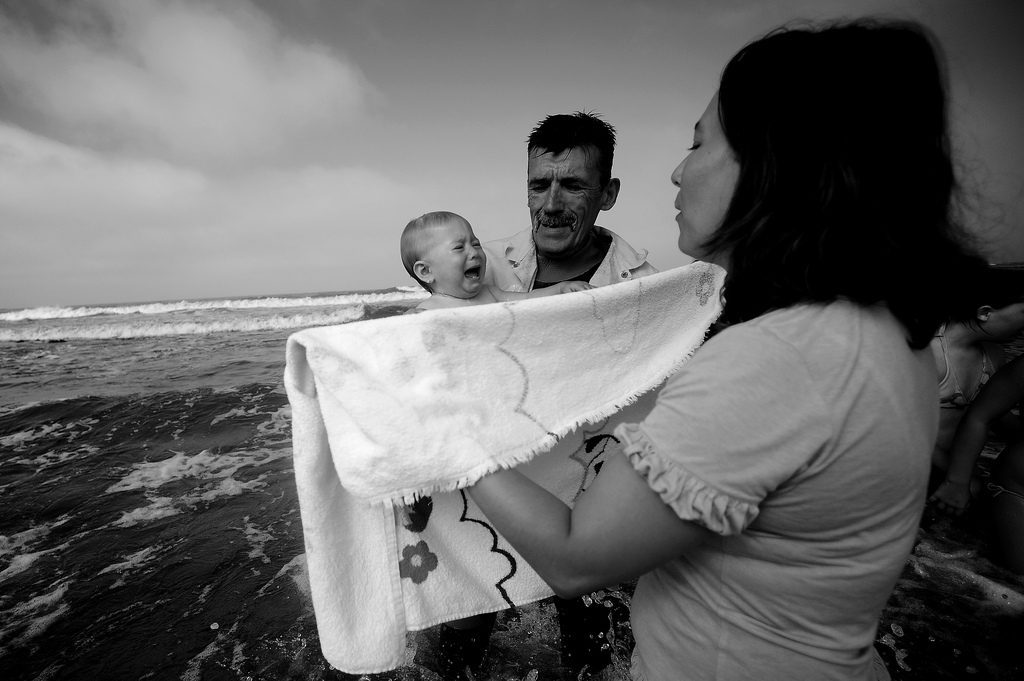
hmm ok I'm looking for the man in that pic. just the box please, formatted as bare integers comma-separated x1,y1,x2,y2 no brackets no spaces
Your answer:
484,111,657,291
439,112,656,680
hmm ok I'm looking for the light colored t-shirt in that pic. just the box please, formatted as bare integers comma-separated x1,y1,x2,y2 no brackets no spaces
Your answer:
618,301,936,681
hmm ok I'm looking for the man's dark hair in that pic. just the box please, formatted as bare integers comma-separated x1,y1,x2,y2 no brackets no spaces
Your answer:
702,19,985,348
527,112,616,186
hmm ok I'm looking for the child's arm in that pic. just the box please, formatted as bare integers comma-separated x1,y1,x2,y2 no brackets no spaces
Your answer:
930,355,1024,514
489,281,594,302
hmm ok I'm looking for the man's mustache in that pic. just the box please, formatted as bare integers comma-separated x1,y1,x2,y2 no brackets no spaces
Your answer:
536,213,577,231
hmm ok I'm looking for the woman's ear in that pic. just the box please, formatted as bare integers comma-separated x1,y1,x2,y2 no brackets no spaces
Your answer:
976,305,994,322
413,260,434,284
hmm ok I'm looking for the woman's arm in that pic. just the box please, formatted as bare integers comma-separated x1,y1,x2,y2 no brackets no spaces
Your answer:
468,449,710,598
468,321,821,594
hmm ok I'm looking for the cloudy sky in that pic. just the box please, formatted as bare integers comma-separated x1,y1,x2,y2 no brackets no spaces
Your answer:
1,0,1021,309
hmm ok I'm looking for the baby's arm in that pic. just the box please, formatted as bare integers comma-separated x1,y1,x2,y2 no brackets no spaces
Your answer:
930,356,1024,514
488,281,594,302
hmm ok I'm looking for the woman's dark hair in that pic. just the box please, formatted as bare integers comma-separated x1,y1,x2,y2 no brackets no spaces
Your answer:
703,19,986,348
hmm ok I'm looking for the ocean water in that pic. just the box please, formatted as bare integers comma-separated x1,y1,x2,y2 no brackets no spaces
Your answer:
0,289,430,681
1,291,1022,681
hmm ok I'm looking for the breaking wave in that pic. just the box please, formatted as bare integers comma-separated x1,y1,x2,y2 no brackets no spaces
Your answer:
0,289,426,323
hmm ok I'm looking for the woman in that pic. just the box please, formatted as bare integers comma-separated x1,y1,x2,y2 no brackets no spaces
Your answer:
468,19,984,681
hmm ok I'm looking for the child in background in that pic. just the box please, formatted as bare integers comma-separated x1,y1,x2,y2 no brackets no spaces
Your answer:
401,211,591,312
929,266,1024,478
930,354,1024,571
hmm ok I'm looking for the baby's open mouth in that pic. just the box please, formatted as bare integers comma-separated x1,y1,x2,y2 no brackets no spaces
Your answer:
464,266,481,280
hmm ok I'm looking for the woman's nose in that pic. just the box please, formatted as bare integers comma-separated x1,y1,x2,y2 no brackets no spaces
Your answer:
671,160,684,187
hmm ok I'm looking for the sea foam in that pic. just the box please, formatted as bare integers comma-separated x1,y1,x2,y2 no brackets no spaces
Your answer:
0,289,426,322
0,307,368,341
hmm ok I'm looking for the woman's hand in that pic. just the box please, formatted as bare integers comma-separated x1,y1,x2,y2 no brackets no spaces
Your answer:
468,450,708,598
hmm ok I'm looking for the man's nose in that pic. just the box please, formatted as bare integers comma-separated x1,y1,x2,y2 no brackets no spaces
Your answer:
542,186,565,212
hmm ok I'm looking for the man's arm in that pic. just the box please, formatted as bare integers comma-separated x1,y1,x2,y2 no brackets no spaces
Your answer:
489,281,593,302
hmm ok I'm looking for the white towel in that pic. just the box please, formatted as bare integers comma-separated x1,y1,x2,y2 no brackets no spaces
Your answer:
285,262,724,673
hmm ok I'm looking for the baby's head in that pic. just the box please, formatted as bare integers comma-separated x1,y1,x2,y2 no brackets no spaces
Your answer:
400,211,487,297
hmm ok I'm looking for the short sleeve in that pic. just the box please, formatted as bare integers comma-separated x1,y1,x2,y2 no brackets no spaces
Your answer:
618,323,832,535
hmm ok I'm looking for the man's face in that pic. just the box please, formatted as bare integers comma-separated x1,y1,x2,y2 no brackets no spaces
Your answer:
527,146,618,259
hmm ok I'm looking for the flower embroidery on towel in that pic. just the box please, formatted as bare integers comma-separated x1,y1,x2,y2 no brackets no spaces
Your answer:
399,540,438,584
696,267,716,306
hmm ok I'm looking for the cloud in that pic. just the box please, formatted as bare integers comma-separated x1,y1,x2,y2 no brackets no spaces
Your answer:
0,121,429,306
0,0,373,165
0,124,208,221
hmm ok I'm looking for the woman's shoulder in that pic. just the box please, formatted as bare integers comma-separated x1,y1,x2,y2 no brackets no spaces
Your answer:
749,298,882,326
680,305,835,385
704,301,919,382
731,300,903,347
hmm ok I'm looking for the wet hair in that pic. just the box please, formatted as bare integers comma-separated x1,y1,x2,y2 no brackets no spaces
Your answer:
701,19,986,348
950,264,1024,335
400,211,468,292
527,112,616,186
967,264,1024,312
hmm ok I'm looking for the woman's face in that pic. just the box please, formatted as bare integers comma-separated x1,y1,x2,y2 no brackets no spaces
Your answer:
671,93,739,268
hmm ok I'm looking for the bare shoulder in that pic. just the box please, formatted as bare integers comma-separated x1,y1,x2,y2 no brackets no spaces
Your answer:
415,294,483,311
480,286,512,303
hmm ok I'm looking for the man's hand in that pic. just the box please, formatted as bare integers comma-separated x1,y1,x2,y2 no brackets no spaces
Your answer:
555,281,594,294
